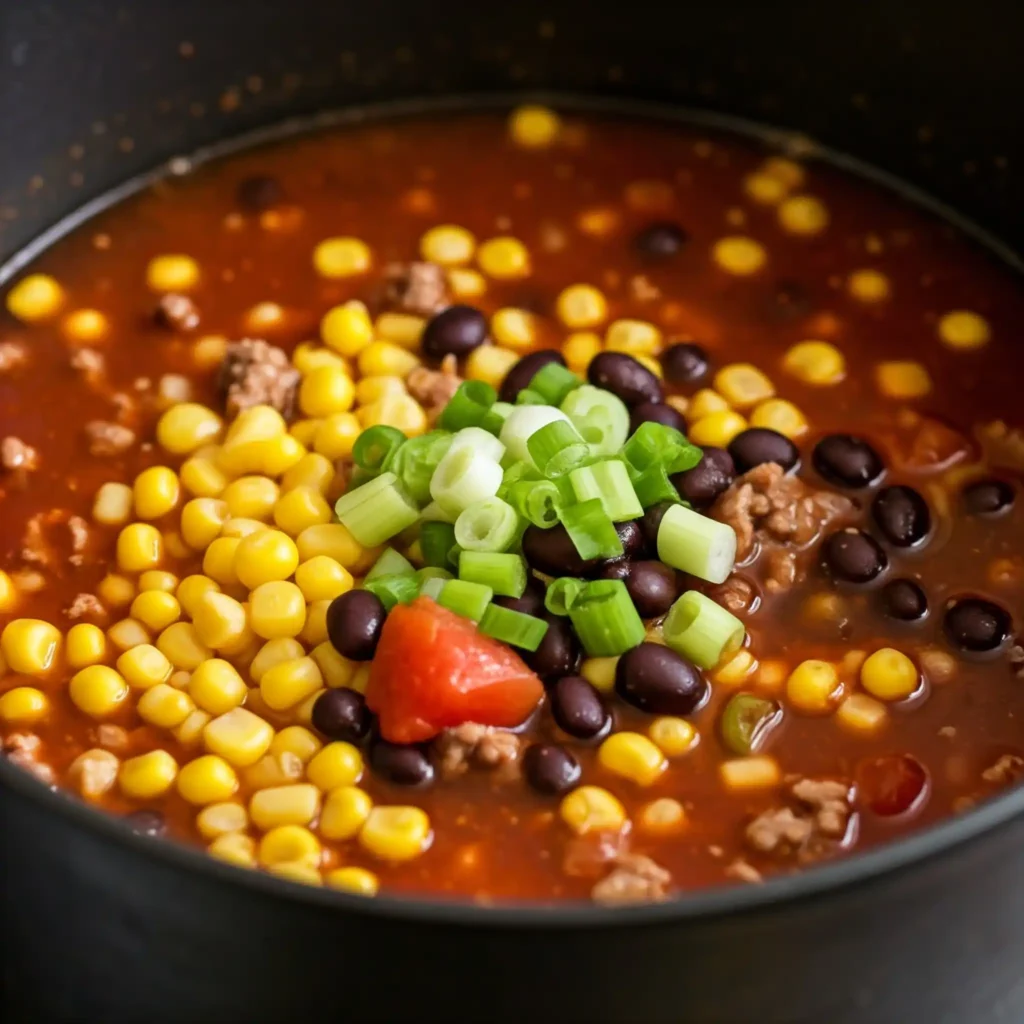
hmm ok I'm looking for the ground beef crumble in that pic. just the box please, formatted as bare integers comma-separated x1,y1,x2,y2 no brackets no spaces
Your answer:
745,776,854,862
591,853,672,905
154,292,200,332
981,754,1024,785
434,723,523,780
84,420,136,456
1,436,39,472
218,338,300,421
2,733,55,785
707,574,758,616
383,261,450,317
0,340,28,373
66,593,107,622
406,354,462,424
70,347,105,377
22,511,91,570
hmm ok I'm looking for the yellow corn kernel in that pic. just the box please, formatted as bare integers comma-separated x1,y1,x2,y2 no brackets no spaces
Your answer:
146,253,200,291
782,340,846,386
562,331,602,373
743,172,789,205
355,377,405,406
69,664,129,718
231,529,299,590
179,498,228,551
298,365,355,419
597,732,667,786
686,389,730,421
225,404,286,445
222,476,279,522
258,824,321,868
96,574,134,607
106,618,150,652
139,570,178,594
714,649,759,686
248,581,306,640
635,354,663,380
938,310,990,351
291,688,323,728
325,866,379,896
267,861,323,886
509,104,561,148
116,523,163,573
250,783,321,829
313,413,361,461
132,466,180,521
204,706,275,767
187,659,246,715
712,236,767,275
175,575,219,618
62,307,109,342
179,454,229,498
130,590,181,633
477,237,530,279
202,537,242,587
116,644,173,690
295,524,365,568
359,805,432,862
137,682,195,729
447,267,486,298
357,342,420,382
208,832,257,868
847,269,891,303
291,342,345,375
639,797,687,836
319,786,373,840
876,360,932,399
754,659,788,696
648,717,698,757
260,656,322,710
465,344,519,388
190,592,246,651
66,623,106,669
714,363,775,409
272,486,332,537
786,659,841,714
220,517,268,540
300,600,331,647
5,273,65,321
420,224,476,266
289,419,321,448
313,237,371,279
192,334,228,370
719,755,781,792
375,313,426,350
1,618,62,675
836,693,890,736
196,801,249,840
860,647,919,701
156,621,211,671
294,556,353,604
605,319,662,357
119,750,178,799
92,482,134,526
260,435,307,478
244,749,303,790
307,741,364,791
0,686,49,725
321,301,374,357
173,708,212,746
356,393,427,436
0,571,15,613
778,195,829,235
750,398,808,439
249,637,306,684
555,285,607,330
761,156,806,189
310,642,356,689
688,410,748,448
156,403,223,455
271,725,322,764
491,307,537,351
580,656,618,693
177,754,239,805
67,749,120,800
560,786,627,835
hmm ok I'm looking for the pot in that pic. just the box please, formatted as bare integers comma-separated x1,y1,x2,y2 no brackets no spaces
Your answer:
3,2,1024,1021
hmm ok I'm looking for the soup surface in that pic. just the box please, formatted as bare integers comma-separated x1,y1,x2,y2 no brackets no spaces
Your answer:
1,106,1023,903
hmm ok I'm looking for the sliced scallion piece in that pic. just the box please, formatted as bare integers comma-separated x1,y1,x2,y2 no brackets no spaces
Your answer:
480,400,514,436
454,496,519,552
429,445,503,517
558,498,624,561
544,577,587,616
663,590,746,669
364,547,416,581
528,362,582,406
437,579,494,622
383,430,453,505
568,579,646,656
507,478,563,528
352,425,406,475
437,380,497,431
420,521,457,569
419,575,449,601
363,573,421,611
335,472,420,547
560,384,630,456
622,421,702,475
630,462,681,508
448,425,506,464
515,388,546,405
478,603,550,651
569,459,643,521
656,504,737,584
458,550,528,598
527,419,589,478
499,405,575,465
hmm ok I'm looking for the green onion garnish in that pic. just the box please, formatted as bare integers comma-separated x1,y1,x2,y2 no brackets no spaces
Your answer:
448,425,506,464
558,498,624,561
352,425,406,475
622,421,702,476
560,384,630,456
500,405,576,465
507,479,563,528
528,362,582,406
419,575,449,601
479,400,514,436
630,462,681,508
420,521,457,569
458,551,528,598
429,445,503,517
568,579,646,656
383,431,453,505
544,577,587,616
363,573,421,611
527,419,589,478
438,381,497,431
335,472,420,547
663,590,746,669
364,547,415,581
656,503,737,584
437,579,494,622
454,496,519,552
515,388,546,405
478,603,550,651
569,459,643,522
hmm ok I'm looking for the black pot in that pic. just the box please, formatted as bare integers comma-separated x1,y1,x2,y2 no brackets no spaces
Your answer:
3,2,1024,1021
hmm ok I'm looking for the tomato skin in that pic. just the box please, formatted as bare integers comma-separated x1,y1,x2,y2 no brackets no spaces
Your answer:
856,753,929,817
366,597,544,743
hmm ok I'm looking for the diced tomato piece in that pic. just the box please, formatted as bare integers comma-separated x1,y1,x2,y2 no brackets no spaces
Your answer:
366,597,544,743
856,753,929,817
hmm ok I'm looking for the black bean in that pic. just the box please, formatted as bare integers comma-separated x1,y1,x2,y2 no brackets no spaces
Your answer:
963,479,1015,517
673,447,735,507
326,591,386,661
236,175,285,212
596,559,632,582
522,523,597,577
615,519,645,559
311,687,372,743
640,502,676,551
634,222,688,260
523,613,582,681
821,529,888,584
729,428,800,474
625,560,679,618
943,597,1011,653
125,810,166,838
421,304,488,360
661,342,709,386
549,676,611,740
629,402,686,433
812,434,885,489
615,643,708,716
880,579,929,621
499,350,567,403
494,579,547,618
587,352,663,407
369,739,435,786
522,743,581,795
872,486,931,548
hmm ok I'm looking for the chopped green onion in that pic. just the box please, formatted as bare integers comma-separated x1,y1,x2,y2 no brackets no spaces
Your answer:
363,573,420,611
478,603,550,651
458,551,528,597
527,419,590,478
364,547,415,581
500,405,575,465
560,385,630,456
420,500,455,523
656,503,737,584
568,579,646,656
623,421,703,476
544,577,587,616
720,693,782,755
569,459,643,522
515,388,546,405
429,445,503,517
415,565,453,584
663,590,746,669
498,459,541,495
448,425,506,464
419,575,449,601
383,431,453,505
454,496,519,552
437,579,494,622
438,380,497,431
558,498,624,561
507,479,562,528
420,521,457,569
335,472,420,547
529,362,582,406
480,401,514,436
352,425,406,475
631,462,681,508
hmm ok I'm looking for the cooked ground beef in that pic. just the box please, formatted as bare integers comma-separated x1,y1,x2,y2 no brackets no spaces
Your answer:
1009,644,1024,678
383,261,450,316
406,354,462,424
66,593,106,622
2,733,55,784
84,420,136,456
725,858,764,884
0,340,28,373
70,347,105,376
435,722,523,779
23,511,92,570
1,436,39,472
96,724,130,751
218,338,300,421
154,293,200,332
707,573,759,616
745,776,854,861
591,853,672,905
981,754,1024,785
